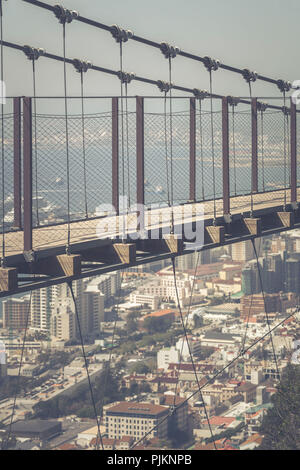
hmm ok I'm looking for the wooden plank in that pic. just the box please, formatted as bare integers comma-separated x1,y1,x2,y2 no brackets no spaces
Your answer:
243,218,261,236
277,212,294,228
32,254,82,277
205,226,225,245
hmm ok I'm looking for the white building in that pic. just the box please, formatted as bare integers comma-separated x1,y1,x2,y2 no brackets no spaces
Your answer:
157,346,180,371
176,337,201,361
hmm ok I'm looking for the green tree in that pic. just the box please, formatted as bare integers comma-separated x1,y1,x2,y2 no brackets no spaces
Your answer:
259,364,300,450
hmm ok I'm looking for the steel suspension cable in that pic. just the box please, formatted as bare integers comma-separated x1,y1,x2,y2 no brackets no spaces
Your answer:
248,82,254,215
0,0,5,268
119,42,126,241
68,282,104,451
164,90,171,207
198,99,205,201
62,23,71,253
261,110,265,192
80,70,88,219
32,58,40,226
169,57,174,232
283,91,287,210
231,104,237,196
125,82,131,208
171,258,216,449
209,71,217,222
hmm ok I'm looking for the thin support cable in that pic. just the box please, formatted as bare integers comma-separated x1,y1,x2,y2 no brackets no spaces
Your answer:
80,70,88,219
171,258,216,449
198,100,205,201
248,82,254,215
209,71,217,222
232,105,237,196
261,110,265,192
125,82,131,207
119,42,126,241
169,57,174,233
2,290,33,450
32,59,40,226
283,91,287,209
251,239,280,379
62,23,71,253
164,91,171,207
68,282,104,451
0,0,5,267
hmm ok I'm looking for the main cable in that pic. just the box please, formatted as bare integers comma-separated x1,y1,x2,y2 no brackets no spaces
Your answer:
32,58,40,226
80,69,88,219
209,71,217,223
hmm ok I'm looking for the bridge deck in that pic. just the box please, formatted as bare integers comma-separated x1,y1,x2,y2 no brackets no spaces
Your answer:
3,187,297,260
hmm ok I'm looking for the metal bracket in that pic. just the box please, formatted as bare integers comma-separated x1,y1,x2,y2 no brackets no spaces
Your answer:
257,101,268,112
73,58,93,74
228,96,240,107
53,4,79,24
242,68,257,83
117,71,135,84
160,42,180,59
110,24,133,43
23,45,45,61
193,88,208,100
157,80,172,93
277,79,291,93
223,213,232,224
203,56,220,72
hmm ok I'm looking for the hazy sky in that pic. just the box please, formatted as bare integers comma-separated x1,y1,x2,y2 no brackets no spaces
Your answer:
3,0,300,110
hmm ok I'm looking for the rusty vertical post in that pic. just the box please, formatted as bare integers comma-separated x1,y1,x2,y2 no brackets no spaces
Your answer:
222,96,230,215
136,96,145,231
112,97,119,215
189,97,196,202
290,98,297,204
23,97,33,253
13,97,22,229
251,98,258,193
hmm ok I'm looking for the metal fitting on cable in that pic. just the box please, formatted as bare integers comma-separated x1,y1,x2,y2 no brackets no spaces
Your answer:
110,24,134,43
157,80,172,93
53,4,79,24
282,106,290,116
193,88,208,100
160,42,180,59
277,79,291,93
228,96,240,107
257,101,268,112
73,59,93,73
23,45,45,61
117,71,135,84
242,68,258,83
203,56,220,72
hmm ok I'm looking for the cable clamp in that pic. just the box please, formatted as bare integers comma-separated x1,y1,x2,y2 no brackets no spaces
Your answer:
110,24,133,43
228,96,240,107
242,68,257,83
118,71,135,84
23,45,45,61
257,101,268,112
282,106,290,116
157,80,172,93
193,88,208,100
203,56,220,72
160,42,180,59
277,79,291,93
73,58,93,73
53,4,79,24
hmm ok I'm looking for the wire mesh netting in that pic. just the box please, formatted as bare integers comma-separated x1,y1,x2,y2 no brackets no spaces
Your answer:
0,102,16,233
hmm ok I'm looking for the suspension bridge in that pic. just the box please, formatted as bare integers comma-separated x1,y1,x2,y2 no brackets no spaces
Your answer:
0,0,299,300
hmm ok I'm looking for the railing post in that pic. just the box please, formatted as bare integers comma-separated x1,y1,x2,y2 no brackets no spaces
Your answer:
13,97,22,229
112,97,119,215
222,96,230,216
290,98,297,205
189,97,196,202
251,98,258,193
136,96,145,231
23,97,33,253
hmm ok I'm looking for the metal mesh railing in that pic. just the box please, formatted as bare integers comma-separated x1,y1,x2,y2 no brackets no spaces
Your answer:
0,104,15,233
